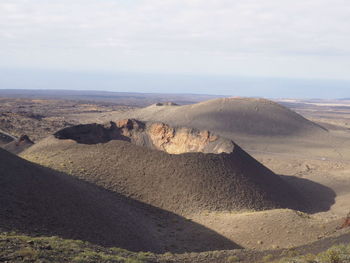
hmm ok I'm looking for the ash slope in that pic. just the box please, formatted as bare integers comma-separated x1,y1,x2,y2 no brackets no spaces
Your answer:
22,119,304,215
115,97,327,137
0,148,241,253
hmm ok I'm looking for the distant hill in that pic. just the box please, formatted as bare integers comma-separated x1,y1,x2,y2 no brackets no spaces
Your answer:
0,89,224,107
113,97,327,138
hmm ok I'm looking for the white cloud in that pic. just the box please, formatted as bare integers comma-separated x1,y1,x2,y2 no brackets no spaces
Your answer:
1,0,350,79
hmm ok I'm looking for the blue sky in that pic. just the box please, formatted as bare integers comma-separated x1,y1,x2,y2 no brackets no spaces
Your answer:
1,0,350,97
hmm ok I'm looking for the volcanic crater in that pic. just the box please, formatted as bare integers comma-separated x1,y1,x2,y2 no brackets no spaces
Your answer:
54,118,235,154
22,119,305,215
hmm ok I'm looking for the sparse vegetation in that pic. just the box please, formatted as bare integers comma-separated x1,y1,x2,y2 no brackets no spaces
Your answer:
0,233,154,263
226,255,240,262
274,244,350,263
295,211,311,219
262,254,274,262
15,247,39,261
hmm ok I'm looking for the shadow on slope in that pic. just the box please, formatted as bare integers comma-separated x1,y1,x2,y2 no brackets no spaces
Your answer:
281,175,336,214
54,123,132,144
0,130,15,146
0,149,240,253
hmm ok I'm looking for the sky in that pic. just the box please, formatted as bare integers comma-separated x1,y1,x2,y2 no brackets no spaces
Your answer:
1,0,350,97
